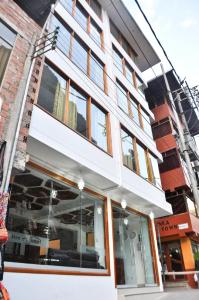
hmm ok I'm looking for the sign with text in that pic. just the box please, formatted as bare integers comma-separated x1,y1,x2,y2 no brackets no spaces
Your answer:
9,231,49,248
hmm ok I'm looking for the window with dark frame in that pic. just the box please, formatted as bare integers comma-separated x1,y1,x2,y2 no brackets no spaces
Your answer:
37,62,110,154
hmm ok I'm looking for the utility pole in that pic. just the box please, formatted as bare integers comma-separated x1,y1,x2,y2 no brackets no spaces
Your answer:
160,63,199,216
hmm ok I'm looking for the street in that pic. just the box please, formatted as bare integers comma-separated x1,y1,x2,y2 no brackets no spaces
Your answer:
130,288,199,300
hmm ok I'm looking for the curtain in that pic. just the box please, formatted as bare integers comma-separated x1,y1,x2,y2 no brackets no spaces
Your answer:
0,44,11,85
68,100,77,130
52,81,65,122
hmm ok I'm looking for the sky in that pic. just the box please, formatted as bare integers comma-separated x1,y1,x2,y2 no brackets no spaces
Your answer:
123,0,199,88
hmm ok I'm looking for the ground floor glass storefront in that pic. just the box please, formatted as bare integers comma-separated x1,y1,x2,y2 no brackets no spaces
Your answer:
5,166,107,271
112,205,155,287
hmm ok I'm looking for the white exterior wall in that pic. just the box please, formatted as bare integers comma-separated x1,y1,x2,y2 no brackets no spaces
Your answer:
4,1,171,299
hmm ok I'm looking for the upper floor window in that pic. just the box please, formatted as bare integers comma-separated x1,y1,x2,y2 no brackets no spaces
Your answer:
135,74,145,97
116,81,129,115
37,62,111,154
113,46,123,73
50,15,106,92
121,128,136,172
141,108,152,137
0,20,16,86
60,0,103,48
110,20,137,62
87,0,102,18
148,152,162,188
136,143,148,180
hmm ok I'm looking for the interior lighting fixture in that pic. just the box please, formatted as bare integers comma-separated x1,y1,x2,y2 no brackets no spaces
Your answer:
121,199,127,209
78,179,85,191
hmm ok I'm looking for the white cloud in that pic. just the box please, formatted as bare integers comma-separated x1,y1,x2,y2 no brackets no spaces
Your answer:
180,18,196,28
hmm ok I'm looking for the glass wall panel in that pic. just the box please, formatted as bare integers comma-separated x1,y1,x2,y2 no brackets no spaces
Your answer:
136,75,145,97
50,16,71,56
68,84,87,137
125,63,133,85
116,82,129,114
113,47,123,73
130,97,140,126
112,205,155,286
72,36,88,74
149,153,162,188
136,143,148,180
90,53,104,90
5,168,106,270
121,129,136,171
90,20,101,47
91,103,107,151
141,109,153,137
75,2,88,31
37,64,66,122
60,0,73,14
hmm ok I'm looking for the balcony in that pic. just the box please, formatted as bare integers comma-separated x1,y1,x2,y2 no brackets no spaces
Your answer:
160,166,190,192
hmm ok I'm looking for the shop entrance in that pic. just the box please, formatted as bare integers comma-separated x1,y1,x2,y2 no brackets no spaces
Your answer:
162,241,185,281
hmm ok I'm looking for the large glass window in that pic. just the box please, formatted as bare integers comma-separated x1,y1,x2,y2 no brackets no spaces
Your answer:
90,20,101,47
136,75,145,97
130,97,140,126
72,36,88,74
59,0,74,15
90,53,104,90
89,0,102,18
121,129,136,171
5,167,107,270
0,21,16,86
112,205,155,286
116,82,129,115
113,47,123,73
149,153,162,188
141,109,153,137
68,84,87,137
37,64,67,123
125,62,133,84
136,143,149,180
75,2,88,31
91,103,107,151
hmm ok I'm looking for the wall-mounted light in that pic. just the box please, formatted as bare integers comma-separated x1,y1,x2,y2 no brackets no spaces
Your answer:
97,206,102,215
121,199,127,209
78,179,85,191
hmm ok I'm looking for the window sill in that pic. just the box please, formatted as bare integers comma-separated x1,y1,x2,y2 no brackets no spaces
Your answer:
5,262,110,276
35,105,113,158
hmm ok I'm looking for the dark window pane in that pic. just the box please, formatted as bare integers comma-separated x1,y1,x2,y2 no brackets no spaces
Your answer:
90,0,101,18
72,36,88,74
50,16,71,55
91,103,107,151
0,21,16,46
0,38,11,85
121,129,136,171
90,53,104,90
37,64,66,122
110,20,120,40
90,20,101,47
60,0,73,14
5,168,106,270
116,82,128,114
75,2,88,31
68,85,87,137
137,143,148,179
141,109,152,137
113,47,123,73
152,120,172,139
130,97,140,125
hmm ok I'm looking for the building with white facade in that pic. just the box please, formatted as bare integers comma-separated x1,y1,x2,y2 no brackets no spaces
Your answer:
3,0,172,299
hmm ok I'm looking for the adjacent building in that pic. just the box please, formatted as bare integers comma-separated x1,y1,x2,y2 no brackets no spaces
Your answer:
145,70,199,288
1,1,172,299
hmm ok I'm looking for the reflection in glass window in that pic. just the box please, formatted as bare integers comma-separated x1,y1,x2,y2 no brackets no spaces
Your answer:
37,64,66,122
112,205,155,286
90,53,104,90
149,153,162,188
72,36,88,74
5,168,106,270
137,143,148,179
130,97,140,125
141,109,153,137
91,103,107,151
89,0,101,18
113,47,123,73
0,21,16,86
136,75,145,97
68,85,87,137
90,20,101,47
121,129,136,171
125,63,133,84
75,2,88,31
60,0,73,14
50,16,71,55
117,82,129,115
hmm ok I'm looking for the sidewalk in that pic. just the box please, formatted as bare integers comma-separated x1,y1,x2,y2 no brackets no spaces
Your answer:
129,288,199,300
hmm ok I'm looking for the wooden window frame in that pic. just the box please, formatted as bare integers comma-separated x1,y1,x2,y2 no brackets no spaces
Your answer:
5,161,111,276
111,200,160,287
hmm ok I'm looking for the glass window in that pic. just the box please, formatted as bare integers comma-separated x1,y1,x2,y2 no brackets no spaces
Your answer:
37,64,67,123
141,109,153,137
91,103,107,151
149,153,162,188
136,143,148,180
125,62,133,84
136,75,145,97
121,129,136,171
110,20,120,41
68,84,87,137
90,20,101,47
59,0,74,14
72,36,88,74
186,197,197,217
0,21,16,86
89,0,101,18
130,97,140,126
112,205,155,286
90,53,104,90
75,2,88,31
116,82,129,115
50,16,71,55
113,47,123,73
5,168,107,270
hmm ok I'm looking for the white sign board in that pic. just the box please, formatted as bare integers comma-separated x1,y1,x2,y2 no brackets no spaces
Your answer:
178,223,189,230
9,231,49,248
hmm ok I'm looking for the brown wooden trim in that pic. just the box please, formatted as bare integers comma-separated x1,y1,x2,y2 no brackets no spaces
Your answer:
87,49,91,78
111,200,148,218
69,32,74,59
146,149,153,183
87,96,91,140
100,30,104,51
133,137,140,175
110,201,118,287
72,0,76,16
127,91,133,119
5,267,110,276
87,15,91,34
133,71,137,90
107,113,112,156
64,79,70,124
104,198,111,275
122,58,126,77
103,65,108,95
148,219,160,285
138,104,144,129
